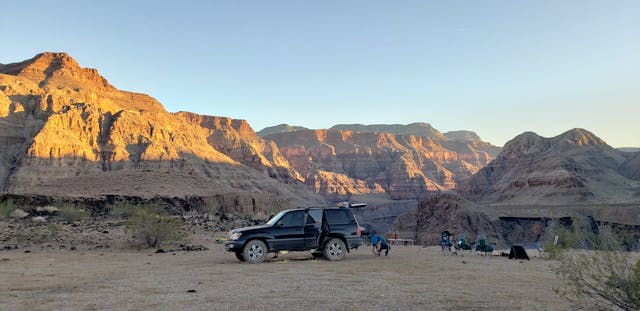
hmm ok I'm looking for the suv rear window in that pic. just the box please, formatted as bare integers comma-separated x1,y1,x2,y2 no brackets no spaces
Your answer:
306,209,323,225
325,209,352,225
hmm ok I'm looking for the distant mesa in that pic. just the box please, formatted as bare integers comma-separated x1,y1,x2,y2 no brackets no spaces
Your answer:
327,123,484,142
329,123,448,141
443,130,482,142
262,125,501,200
256,124,309,137
618,147,640,153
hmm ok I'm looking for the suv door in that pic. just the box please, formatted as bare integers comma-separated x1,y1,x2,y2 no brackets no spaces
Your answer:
323,208,359,246
304,209,322,249
272,210,305,251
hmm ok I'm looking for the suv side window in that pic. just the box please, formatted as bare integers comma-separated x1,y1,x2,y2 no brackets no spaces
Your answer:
306,209,323,225
325,209,351,225
279,210,304,227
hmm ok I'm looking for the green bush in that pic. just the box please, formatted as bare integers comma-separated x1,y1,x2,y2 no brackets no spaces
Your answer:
110,203,138,219
110,202,165,219
123,204,184,248
543,217,614,259
0,200,17,219
55,204,90,222
542,244,564,260
551,218,640,310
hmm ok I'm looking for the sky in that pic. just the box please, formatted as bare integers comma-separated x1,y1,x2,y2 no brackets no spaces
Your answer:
2,1,639,147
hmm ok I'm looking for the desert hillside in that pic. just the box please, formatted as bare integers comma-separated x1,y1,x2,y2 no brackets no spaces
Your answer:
392,193,500,245
457,129,640,204
0,52,321,214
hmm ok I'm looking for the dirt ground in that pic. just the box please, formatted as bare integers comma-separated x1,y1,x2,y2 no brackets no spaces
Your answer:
0,239,571,311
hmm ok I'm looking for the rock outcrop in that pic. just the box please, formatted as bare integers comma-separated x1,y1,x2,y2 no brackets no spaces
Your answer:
174,112,300,183
263,128,500,200
0,52,321,212
391,194,500,245
457,129,640,204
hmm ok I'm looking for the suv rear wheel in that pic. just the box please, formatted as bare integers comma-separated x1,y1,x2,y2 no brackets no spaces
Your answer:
323,238,346,261
243,240,267,263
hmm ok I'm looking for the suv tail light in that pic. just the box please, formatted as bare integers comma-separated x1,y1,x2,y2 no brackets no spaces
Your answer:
356,226,361,236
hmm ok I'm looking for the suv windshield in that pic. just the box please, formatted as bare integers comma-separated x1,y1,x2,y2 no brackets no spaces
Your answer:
266,210,288,226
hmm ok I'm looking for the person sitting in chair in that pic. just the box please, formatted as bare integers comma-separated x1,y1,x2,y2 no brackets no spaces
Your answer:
370,231,390,256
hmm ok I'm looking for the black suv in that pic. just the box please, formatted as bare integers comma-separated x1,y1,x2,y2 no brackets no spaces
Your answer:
224,205,364,263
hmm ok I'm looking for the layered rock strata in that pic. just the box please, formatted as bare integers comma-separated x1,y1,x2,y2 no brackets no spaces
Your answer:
0,52,320,211
457,129,640,204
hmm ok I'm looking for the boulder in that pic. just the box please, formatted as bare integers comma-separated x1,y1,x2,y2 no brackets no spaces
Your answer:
31,216,47,223
9,209,28,219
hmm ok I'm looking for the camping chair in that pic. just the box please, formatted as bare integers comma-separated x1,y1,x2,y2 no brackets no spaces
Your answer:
475,236,494,255
440,231,452,252
455,234,472,253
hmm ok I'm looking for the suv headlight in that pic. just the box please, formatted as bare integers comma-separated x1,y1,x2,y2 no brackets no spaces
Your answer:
229,232,242,240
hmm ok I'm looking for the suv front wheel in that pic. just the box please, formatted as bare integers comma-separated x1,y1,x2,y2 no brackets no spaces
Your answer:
323,238,346,261
243,240,268,263
235,251,245,262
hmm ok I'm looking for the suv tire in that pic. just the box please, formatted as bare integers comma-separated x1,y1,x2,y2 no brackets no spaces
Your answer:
243,240,267,263
235,251,246,262
323,238,346,261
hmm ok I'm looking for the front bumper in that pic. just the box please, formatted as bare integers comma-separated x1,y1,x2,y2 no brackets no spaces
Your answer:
223,240,244,252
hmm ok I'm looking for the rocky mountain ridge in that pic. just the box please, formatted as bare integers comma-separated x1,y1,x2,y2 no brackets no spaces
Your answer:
457,129,640,204
0,52,320,214
263,128,500,200
2,52,638,223
259,122,487,143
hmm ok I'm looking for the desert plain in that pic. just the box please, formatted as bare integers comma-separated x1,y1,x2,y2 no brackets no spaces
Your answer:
1,238,571,311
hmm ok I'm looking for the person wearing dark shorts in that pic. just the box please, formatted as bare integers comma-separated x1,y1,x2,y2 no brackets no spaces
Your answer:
370,232,390,256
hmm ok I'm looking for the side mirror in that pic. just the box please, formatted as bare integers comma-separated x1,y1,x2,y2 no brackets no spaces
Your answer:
276,221,284,227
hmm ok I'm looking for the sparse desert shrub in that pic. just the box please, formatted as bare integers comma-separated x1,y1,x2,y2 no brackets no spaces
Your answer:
543,217,610,259
542,244,564,260
55,204,90,222
15,222,63,244
109,203,139,219
552,218,640,310
0,200,18,219
110,202,164,219
124,204,184,248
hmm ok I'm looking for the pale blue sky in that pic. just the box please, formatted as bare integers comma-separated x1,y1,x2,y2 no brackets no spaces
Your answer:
2,1,639,147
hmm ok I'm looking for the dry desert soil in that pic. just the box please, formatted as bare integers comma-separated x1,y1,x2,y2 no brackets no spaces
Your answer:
0,241,571,311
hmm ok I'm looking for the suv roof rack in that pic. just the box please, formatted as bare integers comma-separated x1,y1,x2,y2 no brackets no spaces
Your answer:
337,201,367,208
297,202,368,209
